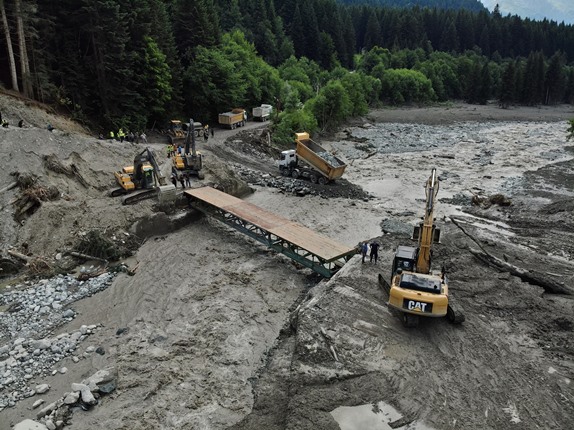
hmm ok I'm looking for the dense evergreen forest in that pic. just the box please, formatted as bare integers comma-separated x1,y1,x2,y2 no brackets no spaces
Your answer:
1,0,573,141
337,0,486,13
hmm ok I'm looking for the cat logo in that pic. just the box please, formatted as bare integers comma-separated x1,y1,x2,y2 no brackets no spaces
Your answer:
404,300,432,313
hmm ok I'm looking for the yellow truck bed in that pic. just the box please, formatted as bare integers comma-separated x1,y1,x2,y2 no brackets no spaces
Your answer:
295,133,346,180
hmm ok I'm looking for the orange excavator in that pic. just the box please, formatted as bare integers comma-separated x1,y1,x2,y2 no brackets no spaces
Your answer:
379,168,464,327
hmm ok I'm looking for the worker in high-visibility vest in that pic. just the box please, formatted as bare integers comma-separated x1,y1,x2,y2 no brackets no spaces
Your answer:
118,128,126,143
109,131,115,141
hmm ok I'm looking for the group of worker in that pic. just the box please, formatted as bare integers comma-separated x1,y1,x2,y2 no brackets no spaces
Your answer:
109,128,147,143
361,241,380,264
171,172,192,189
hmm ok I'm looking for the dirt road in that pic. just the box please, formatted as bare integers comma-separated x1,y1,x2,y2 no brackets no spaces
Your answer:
1,98,573,429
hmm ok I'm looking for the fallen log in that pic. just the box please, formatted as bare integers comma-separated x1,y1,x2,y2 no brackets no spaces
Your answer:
468,248,571,295
0,182,18,194
7,249,32,263
64,250,108,264
451,216,571,295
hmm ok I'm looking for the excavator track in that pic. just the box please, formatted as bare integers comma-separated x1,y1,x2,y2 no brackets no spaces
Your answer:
446,298,465,324
121,189,157,205
110,188,127,197
378,274,391,295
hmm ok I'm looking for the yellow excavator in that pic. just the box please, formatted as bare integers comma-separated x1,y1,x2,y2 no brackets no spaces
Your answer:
167,119,203,146
379,168,464,327
172,118,204,180
110,147,175,205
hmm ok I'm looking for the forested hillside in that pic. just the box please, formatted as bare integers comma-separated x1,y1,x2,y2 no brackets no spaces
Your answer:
337,0,486,12
1,0,573,140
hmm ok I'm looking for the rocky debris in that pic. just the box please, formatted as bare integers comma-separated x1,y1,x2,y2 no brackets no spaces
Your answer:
233,164,371,200
316,151,344,167
0,272,115,410
471,192,512,208
12,367,117,429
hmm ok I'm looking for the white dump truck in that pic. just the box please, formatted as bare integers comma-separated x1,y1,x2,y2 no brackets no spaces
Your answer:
278,132,347,185
252,104,272,121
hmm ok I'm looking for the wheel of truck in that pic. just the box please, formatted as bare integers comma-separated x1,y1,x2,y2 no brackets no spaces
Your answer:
310,175,318,184
281,168,289,177
318,177,327,185
291,170,300,179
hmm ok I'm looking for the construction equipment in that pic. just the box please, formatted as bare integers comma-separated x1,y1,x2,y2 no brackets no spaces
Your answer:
218,108,246,129
167,119,203,146
252,104,272,121
110,147,175,205
378,168,464,327
278,132,347,184
172,118,204,180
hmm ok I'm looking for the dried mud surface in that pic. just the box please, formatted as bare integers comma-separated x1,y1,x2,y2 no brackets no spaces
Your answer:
1,96,573,430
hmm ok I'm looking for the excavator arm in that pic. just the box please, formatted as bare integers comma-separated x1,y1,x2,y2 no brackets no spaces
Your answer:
415,168,439,274
184,118,197,157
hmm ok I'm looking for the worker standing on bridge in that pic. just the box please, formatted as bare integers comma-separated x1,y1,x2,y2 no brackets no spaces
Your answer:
369,241,380,264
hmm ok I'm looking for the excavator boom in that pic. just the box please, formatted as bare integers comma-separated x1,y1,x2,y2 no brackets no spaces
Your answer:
416,168,439,274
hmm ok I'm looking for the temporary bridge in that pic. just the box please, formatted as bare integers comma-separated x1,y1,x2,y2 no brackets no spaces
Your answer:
185,186,356,277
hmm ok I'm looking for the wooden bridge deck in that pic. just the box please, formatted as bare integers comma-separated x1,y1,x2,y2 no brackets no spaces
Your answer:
185,186,355,262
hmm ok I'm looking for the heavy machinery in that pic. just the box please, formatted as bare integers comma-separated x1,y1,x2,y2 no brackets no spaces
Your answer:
378,168,464,327
218,108,246,129
252,104,272,121
172,118,204,180
167,119,203,146
279,132,347,184
110,147,175,205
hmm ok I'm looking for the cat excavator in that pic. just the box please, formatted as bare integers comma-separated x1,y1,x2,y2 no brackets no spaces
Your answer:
378,168,464,327
110,147,175,205
172,118,204,180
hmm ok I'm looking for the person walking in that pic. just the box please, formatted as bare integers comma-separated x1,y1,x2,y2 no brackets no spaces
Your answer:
361,242,369,264
369,241,380,264
171,173,177,188
167,144,173,158
109,130,115,141
179,174,185,189
184,172,191,187
210,126,214,138
140,132,147,144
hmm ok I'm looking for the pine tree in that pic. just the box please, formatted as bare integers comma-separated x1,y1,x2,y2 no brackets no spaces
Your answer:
498,61,516,108
544,51,565,105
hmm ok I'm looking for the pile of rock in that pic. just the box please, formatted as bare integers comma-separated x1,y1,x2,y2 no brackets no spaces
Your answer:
0,272,115,411
13,367,117,430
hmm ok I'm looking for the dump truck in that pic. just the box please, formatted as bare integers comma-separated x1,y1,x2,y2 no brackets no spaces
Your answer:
218,108,247,129
252,104,272,121
278,132,347,184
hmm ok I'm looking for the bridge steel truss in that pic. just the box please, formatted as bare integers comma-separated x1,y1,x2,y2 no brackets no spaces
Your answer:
186,187,356,278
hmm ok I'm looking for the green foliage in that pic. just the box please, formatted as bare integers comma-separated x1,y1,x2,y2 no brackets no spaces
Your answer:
272,109,318,145
141,37,173,119
305,80,352,131
183,46,246,121
339,71,381,114
221,31,283,109
380,69,436,104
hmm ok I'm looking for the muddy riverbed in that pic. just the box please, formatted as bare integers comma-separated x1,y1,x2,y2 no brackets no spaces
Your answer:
1,100,573,430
